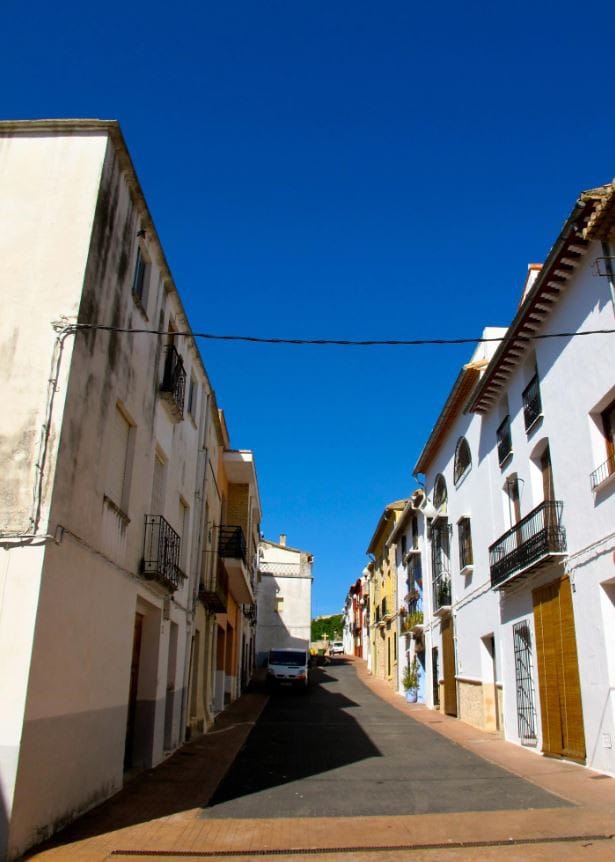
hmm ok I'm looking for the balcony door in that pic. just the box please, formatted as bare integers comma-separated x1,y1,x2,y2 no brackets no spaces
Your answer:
532,576,585,762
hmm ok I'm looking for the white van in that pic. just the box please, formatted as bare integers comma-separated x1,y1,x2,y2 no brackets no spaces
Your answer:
266,648,309,691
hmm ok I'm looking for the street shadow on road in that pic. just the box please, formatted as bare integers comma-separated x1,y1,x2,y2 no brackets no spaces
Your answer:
205,666,382,814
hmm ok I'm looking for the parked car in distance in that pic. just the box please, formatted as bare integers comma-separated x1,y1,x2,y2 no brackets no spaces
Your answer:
266,648,309,690
329,641,344,655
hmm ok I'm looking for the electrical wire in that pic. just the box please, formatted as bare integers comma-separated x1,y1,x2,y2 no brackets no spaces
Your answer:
65,323,615,347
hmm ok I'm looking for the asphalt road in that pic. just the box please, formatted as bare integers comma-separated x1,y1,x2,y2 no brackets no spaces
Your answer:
203,660,569,819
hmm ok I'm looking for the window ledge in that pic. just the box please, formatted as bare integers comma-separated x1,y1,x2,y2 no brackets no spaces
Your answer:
460,564,474,577
498,450,513,470
592,469,615,495
525,414,543,436
103,494,130,525
131,292,149,321
454,467,471,489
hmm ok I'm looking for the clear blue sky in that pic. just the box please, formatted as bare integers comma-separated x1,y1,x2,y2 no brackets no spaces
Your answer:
4,1,615,615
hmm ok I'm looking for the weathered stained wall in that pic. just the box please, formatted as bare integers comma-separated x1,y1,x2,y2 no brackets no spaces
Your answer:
0,131,107,532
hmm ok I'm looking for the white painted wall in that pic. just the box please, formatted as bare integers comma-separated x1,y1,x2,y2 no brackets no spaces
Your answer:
255,541,312,661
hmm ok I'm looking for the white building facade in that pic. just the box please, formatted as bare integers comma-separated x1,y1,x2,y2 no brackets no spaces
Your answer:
404,182,615,775
255,536,313,663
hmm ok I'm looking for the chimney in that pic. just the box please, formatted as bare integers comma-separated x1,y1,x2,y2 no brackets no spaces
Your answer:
279,533,287,546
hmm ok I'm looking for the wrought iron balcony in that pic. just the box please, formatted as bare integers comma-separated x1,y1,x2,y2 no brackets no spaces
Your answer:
198,560,228,612
160,345,186,420
489,500,566,589
522,374,542,432
218,525,247,562
142,515,185,592
590,453,615,490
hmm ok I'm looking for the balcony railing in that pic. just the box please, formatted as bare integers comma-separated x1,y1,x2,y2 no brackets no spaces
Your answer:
590,453,615,490
198,560,228,612
489,500,566,589
142,515,185,592
497,416,513,465
160,345,186,420
218,525,247,563
522,375,542,432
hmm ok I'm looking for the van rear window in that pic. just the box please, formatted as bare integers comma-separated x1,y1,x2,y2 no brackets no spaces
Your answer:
269,650,306,666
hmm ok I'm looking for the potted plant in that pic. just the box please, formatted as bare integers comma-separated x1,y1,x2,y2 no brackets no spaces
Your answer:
402,657,419,703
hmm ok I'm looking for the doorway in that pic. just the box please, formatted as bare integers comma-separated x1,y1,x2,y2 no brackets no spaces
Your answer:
533,576,585,761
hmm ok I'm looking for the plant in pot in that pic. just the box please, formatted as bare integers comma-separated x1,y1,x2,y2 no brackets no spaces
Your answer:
402,657,419,703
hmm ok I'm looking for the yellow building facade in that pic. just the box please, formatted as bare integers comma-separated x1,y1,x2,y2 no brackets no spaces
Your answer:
366,500,406,687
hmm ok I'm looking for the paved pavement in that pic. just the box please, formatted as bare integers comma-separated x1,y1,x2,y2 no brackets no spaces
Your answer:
23,656,615,861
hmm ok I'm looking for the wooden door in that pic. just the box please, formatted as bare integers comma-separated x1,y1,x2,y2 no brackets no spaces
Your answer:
124,613,144,769
533,576,585,762
441,616,458,717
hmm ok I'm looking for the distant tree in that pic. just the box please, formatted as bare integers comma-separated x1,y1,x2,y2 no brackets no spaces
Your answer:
311,614,343,641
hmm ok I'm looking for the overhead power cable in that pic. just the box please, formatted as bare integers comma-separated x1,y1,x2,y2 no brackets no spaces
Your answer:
65,323,615,346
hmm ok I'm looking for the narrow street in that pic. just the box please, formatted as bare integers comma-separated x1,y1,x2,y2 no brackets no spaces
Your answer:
205,659,563,818
25,657,615,861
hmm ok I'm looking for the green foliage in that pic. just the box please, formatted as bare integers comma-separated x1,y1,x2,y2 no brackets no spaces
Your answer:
311,614,343,641
402,657,419,691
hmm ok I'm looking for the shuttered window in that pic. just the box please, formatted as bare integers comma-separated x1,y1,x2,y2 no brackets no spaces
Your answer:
107,405,131,510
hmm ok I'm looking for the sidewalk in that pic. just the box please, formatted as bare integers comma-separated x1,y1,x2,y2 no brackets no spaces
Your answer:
23,658,615,861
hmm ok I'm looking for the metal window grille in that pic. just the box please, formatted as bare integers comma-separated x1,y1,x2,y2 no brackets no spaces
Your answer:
458,517,473,568
454,437,472,484
160,346,186,419
431,521,452,609
496,416,513,465
522,374,542,431
513,621,537,746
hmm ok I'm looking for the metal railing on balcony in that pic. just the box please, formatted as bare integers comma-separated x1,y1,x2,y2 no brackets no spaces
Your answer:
433,575,451,611
142,514,185,592
590,453,615,490
218,525,247,563
489,500,566,589
522,375,542,432
497,416,513,465
198,560,228,612
160,345,186,419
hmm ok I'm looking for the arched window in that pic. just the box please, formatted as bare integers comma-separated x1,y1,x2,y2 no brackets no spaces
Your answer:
454,437,472,484
433,474,447,510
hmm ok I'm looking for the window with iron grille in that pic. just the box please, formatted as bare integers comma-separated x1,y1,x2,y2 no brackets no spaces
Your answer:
453,437,472,484
431,520,451,608
458,517,473,569
433,474,447,510
496,415,513,466
522,373,542,432
513,621,537,746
